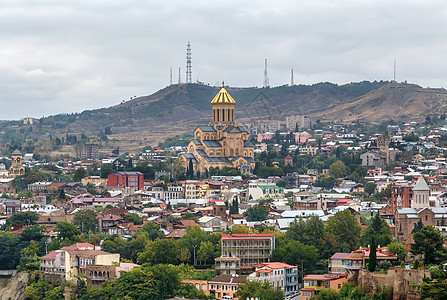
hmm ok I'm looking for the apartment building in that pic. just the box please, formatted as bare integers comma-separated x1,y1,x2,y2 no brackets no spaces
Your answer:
248,262,298,295
301,273,348,300
216,234,276,274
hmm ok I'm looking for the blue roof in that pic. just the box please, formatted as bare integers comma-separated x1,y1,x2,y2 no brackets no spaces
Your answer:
191,139,202,145
203,140,221,147
244,157,255,164
197,125,216,132
196,149,208,157
114,171,143,175
244,140,254,147
181,153,198,164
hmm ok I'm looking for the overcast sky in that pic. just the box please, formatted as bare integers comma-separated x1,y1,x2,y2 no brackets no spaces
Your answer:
1,0,446,120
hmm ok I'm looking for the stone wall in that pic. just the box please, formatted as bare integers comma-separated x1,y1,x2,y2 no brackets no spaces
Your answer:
357,267,430,300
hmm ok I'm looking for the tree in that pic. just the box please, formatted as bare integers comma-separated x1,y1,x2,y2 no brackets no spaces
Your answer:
138,239,180,265
124,213,143,225
73,208,97,233
411,219,424,234
286,216,324,248
58,188,66,200
388,241,407,261
271,240,319,277
360,213,392,247
140,222,164,241
368,235,377,272
229,197,239,215
20,224,46,243
4,211,38,228
197,241,215,265
326,210,362,252
0,231,22,269
364,182,377,195
419,266,447,299
236,280,284,300
146,264,180,300
243,205,269,222
411,226,446,265
329,160,347,179
314,288,341,300
73,167,87,182
56,222,81,241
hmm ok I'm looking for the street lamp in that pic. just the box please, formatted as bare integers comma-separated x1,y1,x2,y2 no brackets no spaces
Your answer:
193,245,197,266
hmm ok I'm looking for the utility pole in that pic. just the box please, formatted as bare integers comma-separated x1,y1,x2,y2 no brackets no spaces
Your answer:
170,67,172,85
178,67,181,84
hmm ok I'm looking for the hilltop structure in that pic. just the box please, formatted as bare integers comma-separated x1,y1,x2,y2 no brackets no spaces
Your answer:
180,84,255,173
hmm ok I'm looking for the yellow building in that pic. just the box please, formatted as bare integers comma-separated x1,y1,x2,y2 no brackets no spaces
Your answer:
180,84,255,173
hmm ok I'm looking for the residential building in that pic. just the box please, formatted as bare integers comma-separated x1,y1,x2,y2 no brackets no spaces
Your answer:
208,274,248,300
107,171,144,191
82,143,99,160
198,216,228,232
247,262,298,295
216,234,276,274
329,253,351,274
301,274,348,300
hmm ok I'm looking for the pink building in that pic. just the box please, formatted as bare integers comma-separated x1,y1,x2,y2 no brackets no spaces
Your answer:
294,132,312,144
257,133,275,143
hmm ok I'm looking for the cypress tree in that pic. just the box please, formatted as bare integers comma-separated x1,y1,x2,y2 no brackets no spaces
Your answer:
368,235,377,272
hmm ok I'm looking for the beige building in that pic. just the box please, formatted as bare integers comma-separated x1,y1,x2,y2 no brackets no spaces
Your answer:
180,85,255,173
9,149,25,177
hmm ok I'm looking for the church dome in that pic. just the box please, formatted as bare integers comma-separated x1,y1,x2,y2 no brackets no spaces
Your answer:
210,86,236,104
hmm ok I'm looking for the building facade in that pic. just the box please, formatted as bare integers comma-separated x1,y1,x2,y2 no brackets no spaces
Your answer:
180,85,255,173
107,171,144,191
216,233,276,274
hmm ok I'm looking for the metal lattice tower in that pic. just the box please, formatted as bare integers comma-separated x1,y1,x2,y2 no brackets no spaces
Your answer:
263,59,269,88
186,41,192,84
170,67,172,85
178,67,181,84
291,68,294,86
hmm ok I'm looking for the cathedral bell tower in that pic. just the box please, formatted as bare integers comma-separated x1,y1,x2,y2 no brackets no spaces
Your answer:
211,82,235,124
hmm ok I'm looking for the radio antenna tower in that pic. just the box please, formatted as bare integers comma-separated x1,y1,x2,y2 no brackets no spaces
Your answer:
393,59,396,82
178,67,181,84
170,67,173,85
291,68,294,86
263,59,269,88
186,41,192,84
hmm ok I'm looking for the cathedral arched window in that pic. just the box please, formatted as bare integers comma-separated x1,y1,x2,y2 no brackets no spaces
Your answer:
230,148,234,156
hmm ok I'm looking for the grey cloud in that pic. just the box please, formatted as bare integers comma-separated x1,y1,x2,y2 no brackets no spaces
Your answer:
0,0,447,119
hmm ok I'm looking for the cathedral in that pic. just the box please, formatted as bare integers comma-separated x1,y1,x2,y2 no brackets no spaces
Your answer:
180,84,255,173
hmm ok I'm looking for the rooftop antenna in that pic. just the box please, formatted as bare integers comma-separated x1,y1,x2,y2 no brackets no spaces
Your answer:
291,68,294,86
170,67,172,85
186,41,192,84
393,59,396,82
178,67,181,84
263,59,269,88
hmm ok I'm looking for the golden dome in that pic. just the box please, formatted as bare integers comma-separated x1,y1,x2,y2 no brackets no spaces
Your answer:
210,85,236,104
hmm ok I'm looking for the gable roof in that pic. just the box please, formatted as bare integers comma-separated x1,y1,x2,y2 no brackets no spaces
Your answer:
413,176,430,191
